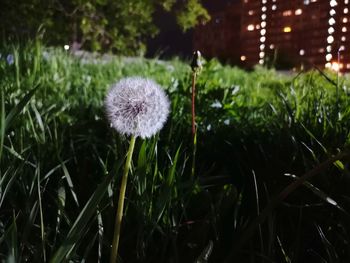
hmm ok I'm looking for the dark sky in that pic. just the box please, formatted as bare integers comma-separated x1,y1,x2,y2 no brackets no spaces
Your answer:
146,0,238,59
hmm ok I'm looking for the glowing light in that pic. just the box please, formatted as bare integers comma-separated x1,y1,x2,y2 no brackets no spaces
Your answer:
261,14,267,20
327,35,334,43
256,24,261,29
343,17,348,23
283,26,292,33
270,44,275,49
261,21,267,28
328,27,335,34
330,9,336,16
331,62,340,72
283,10,293,16
262,6,267,12
260,29,266,35
347,64,350,69
272,5,277,10
295,9,303,15
248,10,254,15
240,55,246,61
247,24,255,31
64,45,70,50
342,27,347,32
259,59,264,64
344,8,349,14
318,48,325,53
259,52,265,58
325,62,332,68
299,49,305,56
260,36,266,42
327,45,332,52
262,0,267,3
326,53,333,61
260,44,265,50
341,36,346,41
330,0,338,7
328,18,336,25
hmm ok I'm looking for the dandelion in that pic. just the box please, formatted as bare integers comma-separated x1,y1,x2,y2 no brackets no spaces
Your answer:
105,77,170,139
106,77,170,263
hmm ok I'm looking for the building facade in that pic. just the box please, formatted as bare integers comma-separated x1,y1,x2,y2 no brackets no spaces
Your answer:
194,0,350,72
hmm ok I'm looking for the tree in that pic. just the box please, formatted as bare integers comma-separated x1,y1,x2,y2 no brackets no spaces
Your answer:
0,0,210,55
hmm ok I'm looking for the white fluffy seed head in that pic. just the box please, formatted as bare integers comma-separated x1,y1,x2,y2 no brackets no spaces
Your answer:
105,77,170,139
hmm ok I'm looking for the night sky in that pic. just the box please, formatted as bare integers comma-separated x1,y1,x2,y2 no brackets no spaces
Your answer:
146,0,238,59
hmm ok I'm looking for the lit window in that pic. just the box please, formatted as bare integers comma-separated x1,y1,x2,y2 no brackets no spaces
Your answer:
283,10,293,16
283,26,292,32
331,62,340,72
261,21,267,28
327,35,334,43
343,17,348,23
326,54,333,61
248,10,254,15
342,27,347,32
247,24,255,31
330,0,338,7
260,29,266,35
344,8,349,14
295,9,303,15
328,27,335,34
260,36,266,42
330,9,336,16
299,49,305,56
240,55,246,61
328,18,336,25
341,36,346,41
272,5,277,10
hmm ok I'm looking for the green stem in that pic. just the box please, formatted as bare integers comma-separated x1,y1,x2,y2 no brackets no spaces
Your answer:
110,135,136,263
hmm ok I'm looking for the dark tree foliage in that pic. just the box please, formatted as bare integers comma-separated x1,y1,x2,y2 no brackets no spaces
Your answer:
0,0,210,55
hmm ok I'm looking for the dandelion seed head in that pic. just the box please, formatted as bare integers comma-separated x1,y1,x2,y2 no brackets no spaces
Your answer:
105,77,170,138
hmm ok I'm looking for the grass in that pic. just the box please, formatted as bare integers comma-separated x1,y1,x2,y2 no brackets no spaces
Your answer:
1,41,350,262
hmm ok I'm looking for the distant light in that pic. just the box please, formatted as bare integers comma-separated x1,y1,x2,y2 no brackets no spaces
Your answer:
299,49,305,56
261,14,267,20
342,26,347,32
343,17,348,23
304,0,310,5
347,63,350,69
247,24,255,31
272,5,277,10
318,48,325,53
331,61,340,72
339,45,345,51
262,6,267,12
240,55,246,61
260,29,266,35
326,45,332,52
295,9,303,15
248,10,254,15
256,24,261,29
329,18,336,25
283,26,292,33
345,0,349,4
259,59,264,64
329,9,336,16
260,44,265,50
328,27,335,34
344,8,349,14
330,0,338,7
270,44,275,49
283,10,293,16
325,62,332,68
64,45,70,50
259,52,265,58
261,21,267,28
326,53,333,61
262,0,267,4
260,36,266,42
341,36,346,41
327,35,334,43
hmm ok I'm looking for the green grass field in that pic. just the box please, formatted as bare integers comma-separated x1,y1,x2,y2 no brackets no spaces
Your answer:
1,42,350,262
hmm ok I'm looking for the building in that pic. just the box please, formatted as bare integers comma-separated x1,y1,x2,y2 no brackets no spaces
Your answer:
194,0,350,72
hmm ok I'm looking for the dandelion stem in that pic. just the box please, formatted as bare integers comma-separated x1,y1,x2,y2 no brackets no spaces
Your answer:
191,71,197,137
110,135,136,263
